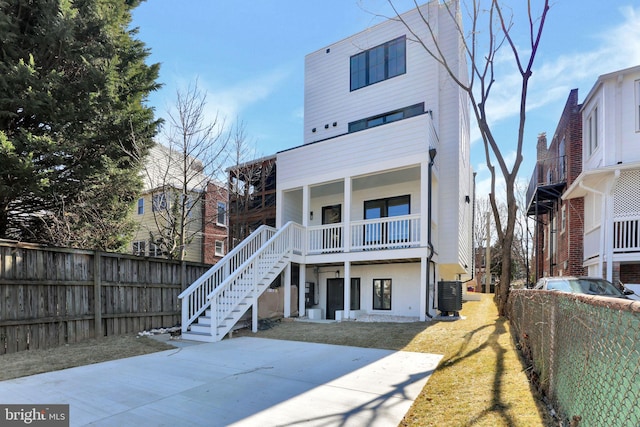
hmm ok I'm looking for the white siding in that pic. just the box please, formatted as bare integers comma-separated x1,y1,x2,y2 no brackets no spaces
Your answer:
582,66,640,171
278,114,433,191
310,263,422,318
303,2,443,145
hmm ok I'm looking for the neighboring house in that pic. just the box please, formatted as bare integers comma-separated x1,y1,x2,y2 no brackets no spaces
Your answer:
131,144,227,264
563,65,640,288
526,89,585,281
202,181,229,265
180,1,473,341
227,155,276,249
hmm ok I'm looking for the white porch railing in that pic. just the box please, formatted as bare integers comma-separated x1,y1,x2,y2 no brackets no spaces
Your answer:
351,214,421,251
614,217,640,252
179,225,277,331
306,214,421,253
207,222,302,340
308,223,343,254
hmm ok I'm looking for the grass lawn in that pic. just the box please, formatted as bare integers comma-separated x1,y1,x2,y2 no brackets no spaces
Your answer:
236,294,554,427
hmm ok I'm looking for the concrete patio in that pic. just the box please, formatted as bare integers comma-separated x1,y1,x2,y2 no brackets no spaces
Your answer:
0,337,442,426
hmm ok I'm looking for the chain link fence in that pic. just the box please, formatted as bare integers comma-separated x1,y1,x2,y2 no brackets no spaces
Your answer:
509,290,640,427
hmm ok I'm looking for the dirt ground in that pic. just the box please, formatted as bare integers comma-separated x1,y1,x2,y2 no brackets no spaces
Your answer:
0,334,174,381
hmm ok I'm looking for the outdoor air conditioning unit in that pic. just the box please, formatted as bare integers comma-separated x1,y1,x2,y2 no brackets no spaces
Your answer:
437,281,462,316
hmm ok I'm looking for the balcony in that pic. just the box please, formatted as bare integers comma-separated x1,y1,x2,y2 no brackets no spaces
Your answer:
526,155,567,216
306,214,421,255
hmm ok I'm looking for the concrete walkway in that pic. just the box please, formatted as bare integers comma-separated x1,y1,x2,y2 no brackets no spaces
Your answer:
0,337,442,426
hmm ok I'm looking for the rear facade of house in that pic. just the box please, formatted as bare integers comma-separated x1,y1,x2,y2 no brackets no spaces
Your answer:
277,0,472,321
179,0,473,341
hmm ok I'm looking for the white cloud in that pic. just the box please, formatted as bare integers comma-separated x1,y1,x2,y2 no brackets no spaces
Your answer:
158,67,292,131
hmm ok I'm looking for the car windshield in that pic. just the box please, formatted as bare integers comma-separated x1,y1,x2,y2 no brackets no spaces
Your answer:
569,278,625,296
545,280,572,292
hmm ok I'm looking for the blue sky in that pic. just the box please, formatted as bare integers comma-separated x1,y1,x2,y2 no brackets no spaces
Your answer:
131,1,640,198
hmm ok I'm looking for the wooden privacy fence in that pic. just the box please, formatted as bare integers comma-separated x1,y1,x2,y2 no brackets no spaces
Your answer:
0,240,210,354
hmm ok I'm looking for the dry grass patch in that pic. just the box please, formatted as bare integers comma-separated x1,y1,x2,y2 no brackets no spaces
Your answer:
0,334,174,381
236,295,553,427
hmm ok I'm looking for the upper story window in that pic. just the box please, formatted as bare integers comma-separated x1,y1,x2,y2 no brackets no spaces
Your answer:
152,193,167,212
137,198,144,215
350,36,406,91
217,202,227,225
348,103,424,133
586,107,598,156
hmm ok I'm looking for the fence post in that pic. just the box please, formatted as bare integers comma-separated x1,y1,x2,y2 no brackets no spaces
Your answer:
181,260,187,291
94,251,103,339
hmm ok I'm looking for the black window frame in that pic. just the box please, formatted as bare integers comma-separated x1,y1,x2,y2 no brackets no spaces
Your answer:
363,195,411,245
373,278,392,310
348,103,424,133
350,36,406,91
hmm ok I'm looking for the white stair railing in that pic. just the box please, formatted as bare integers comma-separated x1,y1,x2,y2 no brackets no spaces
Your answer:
207,222,302,340
178,225,277,333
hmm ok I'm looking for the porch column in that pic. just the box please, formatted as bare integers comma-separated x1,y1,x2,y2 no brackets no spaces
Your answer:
299,264,306,317
302,185,310,227
344,177,352,252
605,191,614,282
420,256,427,321
284,263,292,318
420,162,429,246
344,261,351,319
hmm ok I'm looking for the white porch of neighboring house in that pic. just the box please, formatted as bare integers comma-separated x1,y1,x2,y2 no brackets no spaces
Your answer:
564,166,640,281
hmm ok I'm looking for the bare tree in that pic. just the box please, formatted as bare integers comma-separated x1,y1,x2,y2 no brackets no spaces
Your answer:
513,179,534,283
388,0,550,314
144,81,230,261
227,121,276,248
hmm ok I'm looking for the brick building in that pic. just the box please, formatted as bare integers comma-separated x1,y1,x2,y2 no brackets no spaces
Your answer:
526,89,585,280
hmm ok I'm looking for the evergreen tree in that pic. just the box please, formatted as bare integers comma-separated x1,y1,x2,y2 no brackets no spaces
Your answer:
0,0,160,250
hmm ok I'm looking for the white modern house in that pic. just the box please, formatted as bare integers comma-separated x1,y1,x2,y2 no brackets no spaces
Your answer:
563,65,640,292
179,0,473,341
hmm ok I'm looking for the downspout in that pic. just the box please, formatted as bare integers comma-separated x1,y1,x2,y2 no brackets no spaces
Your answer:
426,147,437,318
463,172,477,285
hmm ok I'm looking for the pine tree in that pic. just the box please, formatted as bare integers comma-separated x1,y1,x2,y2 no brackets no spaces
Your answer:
0,0,160,250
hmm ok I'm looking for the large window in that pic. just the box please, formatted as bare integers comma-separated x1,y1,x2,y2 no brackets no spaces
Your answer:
348,103,424,133
373,279,392,310
364,195,410,244
350,36,406,91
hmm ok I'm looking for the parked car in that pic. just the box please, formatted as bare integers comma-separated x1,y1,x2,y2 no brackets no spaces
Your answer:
534,276,632,299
